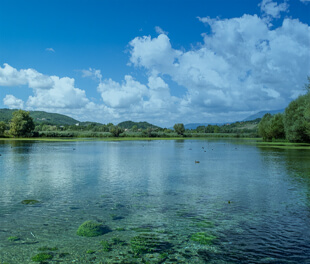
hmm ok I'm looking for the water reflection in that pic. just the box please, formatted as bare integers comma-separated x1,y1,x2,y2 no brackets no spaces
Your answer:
0,139,309,263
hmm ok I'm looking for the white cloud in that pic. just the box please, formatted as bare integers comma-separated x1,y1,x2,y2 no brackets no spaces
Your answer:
128,14,310,121
300,0,310,3
129,34,182,73
27,76,89,109
3,95,24,109
1,5,309,126
45,48,55,52
259,0,289,19
155,26,168,35
98,75,148,108
81,68,102,81
0,63,29,86
0,63,90,110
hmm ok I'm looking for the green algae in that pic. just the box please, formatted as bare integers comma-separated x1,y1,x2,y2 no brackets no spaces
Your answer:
7,236,20,242
21,199,40,205
76,220,111,237
100,240,112,252
38,246,58,251
31,253,53,262
193,220,215,228
130,233,172,255
111,237,126,246
86,250,95,254
190,232,217,245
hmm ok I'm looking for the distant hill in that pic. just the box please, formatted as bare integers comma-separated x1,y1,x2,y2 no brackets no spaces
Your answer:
117,121,161,129
243,109,285,121
0,109,80,126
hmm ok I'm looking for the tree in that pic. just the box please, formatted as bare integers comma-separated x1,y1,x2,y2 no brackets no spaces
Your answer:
109,125,124,137
258,113,285,141
269,113,285,140
173,123,185,136
284,93,310,143
258,113,272,140
9,110,35,137
0,121,6,137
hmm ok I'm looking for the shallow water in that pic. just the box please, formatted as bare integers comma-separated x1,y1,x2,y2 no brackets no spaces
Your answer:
0,139,309,263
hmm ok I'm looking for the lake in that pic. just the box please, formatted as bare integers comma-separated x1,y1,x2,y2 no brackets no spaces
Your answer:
0,139,309,263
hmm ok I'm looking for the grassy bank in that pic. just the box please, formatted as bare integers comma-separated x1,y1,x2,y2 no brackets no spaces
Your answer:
254,141,310,150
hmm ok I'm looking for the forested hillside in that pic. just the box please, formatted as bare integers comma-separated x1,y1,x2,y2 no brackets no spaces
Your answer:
0,109,80,125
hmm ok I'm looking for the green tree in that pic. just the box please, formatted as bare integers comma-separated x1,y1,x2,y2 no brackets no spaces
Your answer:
0,121,6,137
213,125,220,133
9,110,35,137
109,125,124,137
284,93,310,143
258,113,272,140
269,113,285,139
196,126,206,133
173,123,185,136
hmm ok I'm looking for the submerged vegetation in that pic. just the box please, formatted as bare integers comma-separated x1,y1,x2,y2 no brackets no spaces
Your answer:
21,199,40,205
190,232,217,245
31,253,54,262
130,233,172,255
76,220,111,237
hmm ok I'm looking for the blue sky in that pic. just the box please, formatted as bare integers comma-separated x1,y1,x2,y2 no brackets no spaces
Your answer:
0,0,309,127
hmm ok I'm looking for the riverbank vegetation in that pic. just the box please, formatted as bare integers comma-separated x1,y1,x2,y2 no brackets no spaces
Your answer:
258,78,310,143
0,112,260,140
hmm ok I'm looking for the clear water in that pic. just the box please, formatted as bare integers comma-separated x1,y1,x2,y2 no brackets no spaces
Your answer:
0,139,309,263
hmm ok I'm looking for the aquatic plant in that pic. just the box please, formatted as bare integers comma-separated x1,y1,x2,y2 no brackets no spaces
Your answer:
100,240,112,252
7,236,20,241
86,250,95,254
21,199,40,205
194,220,215,228
111,237,126,246
190,232,216,245
130,233,172,255
31,253,53,262
76,220,110,237
38,246,58,251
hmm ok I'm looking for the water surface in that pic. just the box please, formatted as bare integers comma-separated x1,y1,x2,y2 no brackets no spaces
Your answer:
0,139,309,263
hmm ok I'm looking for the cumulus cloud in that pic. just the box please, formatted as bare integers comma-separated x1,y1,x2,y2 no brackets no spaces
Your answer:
98,75,148,108
92,72,181,124
27,76,89,109
81,68,102,81
3,95,24,109
259,0,289,19
128,14,310,121
1,3,309,126
0,63,90,110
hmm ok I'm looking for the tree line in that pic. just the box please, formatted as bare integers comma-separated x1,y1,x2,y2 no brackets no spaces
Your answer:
258,78,310,143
